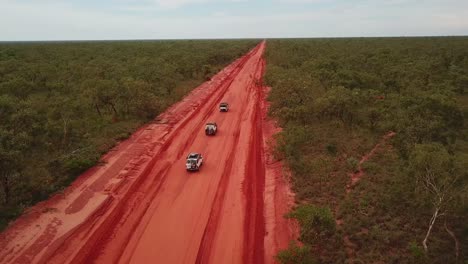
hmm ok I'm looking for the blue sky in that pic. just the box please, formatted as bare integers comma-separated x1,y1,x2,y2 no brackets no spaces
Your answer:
0,0,467,40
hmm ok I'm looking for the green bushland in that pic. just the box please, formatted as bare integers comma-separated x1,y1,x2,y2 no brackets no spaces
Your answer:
0,39,258,230
265,37,468,263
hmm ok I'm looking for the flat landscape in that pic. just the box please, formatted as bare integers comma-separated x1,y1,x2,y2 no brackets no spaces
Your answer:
0,41,296,263
0,37,467,264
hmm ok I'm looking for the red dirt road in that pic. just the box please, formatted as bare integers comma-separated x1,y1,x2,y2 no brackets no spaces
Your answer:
0,41,296,264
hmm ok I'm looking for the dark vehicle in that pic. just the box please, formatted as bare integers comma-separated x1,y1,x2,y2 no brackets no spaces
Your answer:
186,153,203,171
219,102,229,112
205,122,218,135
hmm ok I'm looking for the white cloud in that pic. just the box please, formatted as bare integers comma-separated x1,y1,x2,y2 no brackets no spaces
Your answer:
150,0,247,9
152,0,209,9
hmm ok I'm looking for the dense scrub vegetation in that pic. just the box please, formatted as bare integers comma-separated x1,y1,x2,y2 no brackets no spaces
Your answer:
0,40,258,229
265,37,468,263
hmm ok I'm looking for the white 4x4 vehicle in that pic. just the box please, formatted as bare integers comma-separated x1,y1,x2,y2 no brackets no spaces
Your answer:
205,122,217,136
219,102,229,112
186,153,203,171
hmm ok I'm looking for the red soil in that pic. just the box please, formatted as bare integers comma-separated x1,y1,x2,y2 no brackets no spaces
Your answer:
0,41,296,264
261,86,299,264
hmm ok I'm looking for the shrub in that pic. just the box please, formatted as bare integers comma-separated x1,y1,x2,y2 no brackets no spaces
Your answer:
408,241,427,263
360,161,378,174
63,155,97,175
276,241,316,264
347,157,359,173
287,204,336,245
0,205,23,230
326,143,337,156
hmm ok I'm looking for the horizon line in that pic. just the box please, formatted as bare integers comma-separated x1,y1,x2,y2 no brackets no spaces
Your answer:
1,34,468,43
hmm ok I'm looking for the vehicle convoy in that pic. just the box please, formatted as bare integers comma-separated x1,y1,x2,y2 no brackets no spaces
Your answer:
219,102,229,112
186,153,203,171
205,122,217,135
0,42,280,264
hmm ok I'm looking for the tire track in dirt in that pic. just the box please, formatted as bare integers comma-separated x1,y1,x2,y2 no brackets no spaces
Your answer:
63,44,262,264
241,56,269,264
243,94,267,264
194,48,266,263
119,42,267,264
194,126,241,264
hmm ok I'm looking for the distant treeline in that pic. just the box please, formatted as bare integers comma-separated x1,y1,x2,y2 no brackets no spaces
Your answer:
265,37,468,263
0,40,258,229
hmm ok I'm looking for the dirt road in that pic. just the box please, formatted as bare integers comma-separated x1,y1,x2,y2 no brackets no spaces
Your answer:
0,41,296,264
